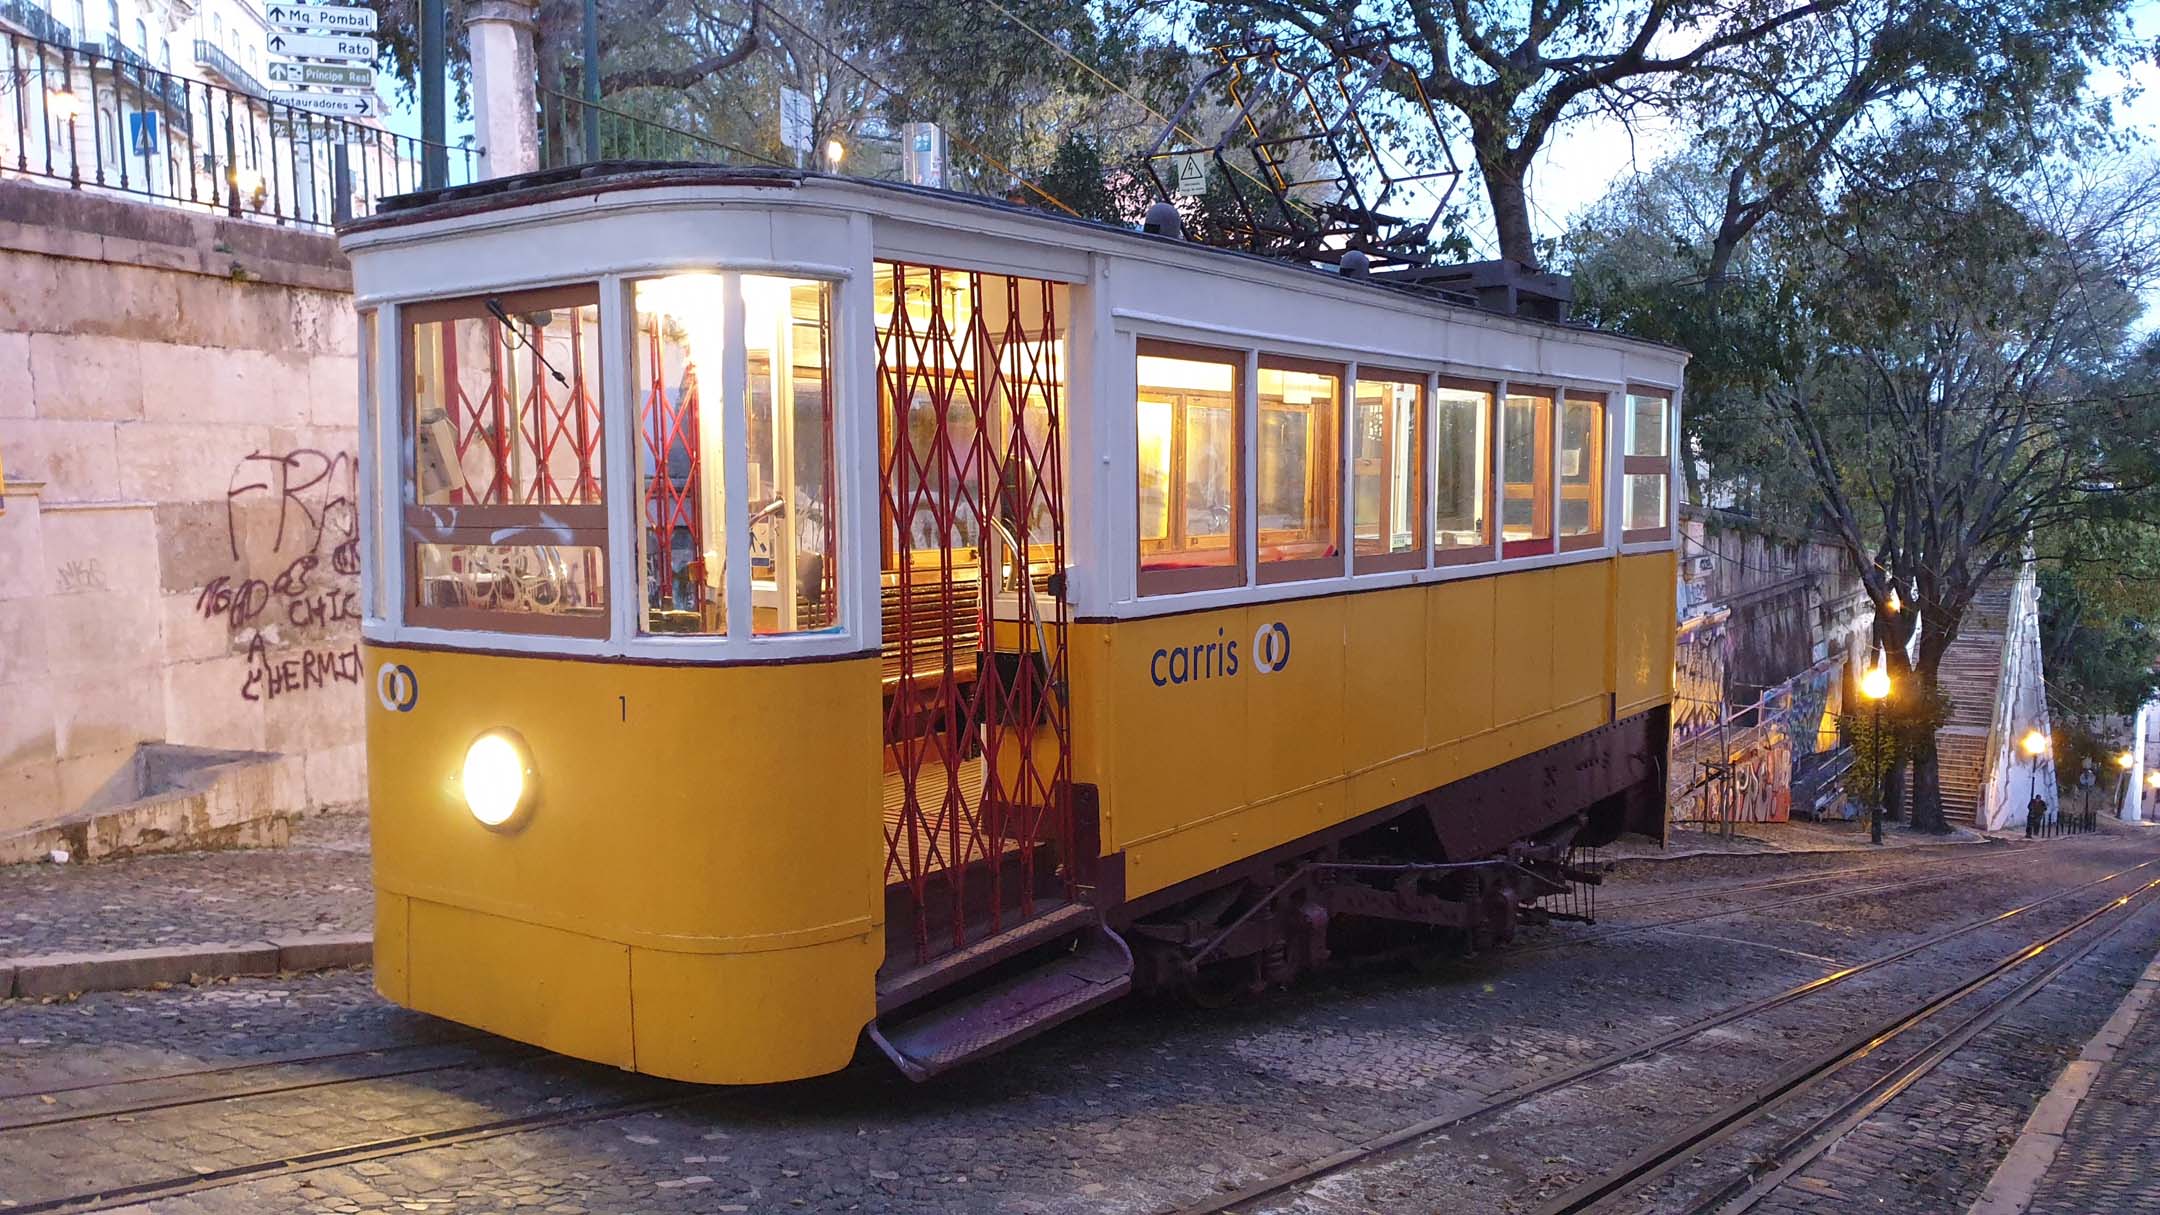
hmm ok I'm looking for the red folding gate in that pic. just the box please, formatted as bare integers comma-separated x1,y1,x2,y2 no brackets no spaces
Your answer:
876,261,1074,967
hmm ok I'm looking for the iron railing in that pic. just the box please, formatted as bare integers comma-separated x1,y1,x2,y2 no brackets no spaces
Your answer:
1,29,476,227
0,0,70,49
537,87,778,170
190,37,264,100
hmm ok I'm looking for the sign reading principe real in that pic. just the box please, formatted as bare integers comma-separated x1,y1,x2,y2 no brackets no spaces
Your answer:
266,61,374,89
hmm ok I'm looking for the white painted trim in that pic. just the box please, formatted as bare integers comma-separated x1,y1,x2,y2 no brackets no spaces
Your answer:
720,272,752,641
599,276,639,649
357,306,382,626
376,301,407,630
840,213,880,650
353,260,858,309
1240,347,1259,588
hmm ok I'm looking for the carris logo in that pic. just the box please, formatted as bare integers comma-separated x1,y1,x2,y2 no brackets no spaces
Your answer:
376,662,419,712
1148,621,1290,687
1251,621,1291,674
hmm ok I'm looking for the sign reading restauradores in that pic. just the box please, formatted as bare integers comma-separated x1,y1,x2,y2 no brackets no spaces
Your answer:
1149,621,1291,687
271,89,378,117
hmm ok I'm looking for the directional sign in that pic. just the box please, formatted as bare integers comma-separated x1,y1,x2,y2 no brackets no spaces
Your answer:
265,31,376,61
271,89,378,118
266,2,377,33
779,87,812,153
266,60,374,89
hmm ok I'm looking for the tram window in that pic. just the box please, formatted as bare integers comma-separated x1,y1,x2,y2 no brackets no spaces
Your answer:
1433,379,1493,562
402,286,608,637
1558,391,1606,550
744,275,839,635
1501,387,1555,557
1352,373,1423,572
633,274,728,635
1136,340,1243,595
1254,357,1341,583
1624,388,1673,540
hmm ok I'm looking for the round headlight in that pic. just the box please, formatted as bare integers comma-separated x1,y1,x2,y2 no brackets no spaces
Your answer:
462,730,533,829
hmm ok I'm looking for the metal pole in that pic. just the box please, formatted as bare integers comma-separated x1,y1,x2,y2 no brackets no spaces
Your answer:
582,0,600,162
1871,700,1884,845
421,0,446,187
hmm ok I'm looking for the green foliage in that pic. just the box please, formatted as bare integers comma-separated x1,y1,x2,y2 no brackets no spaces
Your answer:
1837,708,1904,809
2039,510,2160,720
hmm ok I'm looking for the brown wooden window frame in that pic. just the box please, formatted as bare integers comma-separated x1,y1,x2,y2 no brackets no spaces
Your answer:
1500,383,1557,560
1350,366,1427,575
401,283,611,639
1136,338,1247,596
1253,352,1345,586
1622,385,1675,545
1557,389,1608,554
1433,375,1498,567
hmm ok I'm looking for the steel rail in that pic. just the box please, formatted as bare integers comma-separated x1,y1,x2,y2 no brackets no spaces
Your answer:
1170,852,2160,1215
4,1087,713,1214
1596,842,2035,914
1685,885,2160,1215
0,1042,537,1134
1531,875,2160,1214
0,1033,490,1104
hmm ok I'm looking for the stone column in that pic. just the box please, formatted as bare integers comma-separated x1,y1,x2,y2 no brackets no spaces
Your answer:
466,0,540,180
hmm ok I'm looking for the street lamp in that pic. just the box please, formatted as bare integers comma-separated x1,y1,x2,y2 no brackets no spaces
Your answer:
1861,659,1891,845
46,89,80,121
824,139,845,170
1886,587,1902,614
2022,729,2050,837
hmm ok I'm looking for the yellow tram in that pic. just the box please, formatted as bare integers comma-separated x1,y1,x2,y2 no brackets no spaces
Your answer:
341,166,1683,1085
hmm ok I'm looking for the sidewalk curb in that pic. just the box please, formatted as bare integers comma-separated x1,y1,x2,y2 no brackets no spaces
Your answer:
0,933,372,999
1966,948,2160,1214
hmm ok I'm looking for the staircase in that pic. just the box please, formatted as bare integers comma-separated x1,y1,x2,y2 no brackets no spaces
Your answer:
1920,577,2016,826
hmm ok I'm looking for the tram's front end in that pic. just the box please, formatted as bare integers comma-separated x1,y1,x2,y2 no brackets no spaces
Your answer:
352,213,885,1084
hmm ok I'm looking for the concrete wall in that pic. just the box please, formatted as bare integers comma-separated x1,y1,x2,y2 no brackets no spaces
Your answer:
0,180,361,835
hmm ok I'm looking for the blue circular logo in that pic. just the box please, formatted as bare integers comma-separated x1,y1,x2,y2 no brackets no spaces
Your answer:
1252,622,1291,674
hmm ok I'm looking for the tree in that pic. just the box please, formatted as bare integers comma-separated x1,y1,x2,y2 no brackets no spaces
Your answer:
1189,0,2131,267
1766,155,2160,830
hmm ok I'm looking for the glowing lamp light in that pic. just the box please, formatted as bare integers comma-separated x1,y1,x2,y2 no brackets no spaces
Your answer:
1860,664,1891,702
2148,770,2160,789
2021,729,2049,759
46,89,80,120
824,139,845,168
462,730,534,829
2121,752,2137,770
1886,587,1901,613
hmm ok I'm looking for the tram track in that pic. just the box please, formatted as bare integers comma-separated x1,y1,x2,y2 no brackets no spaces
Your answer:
1593,841,2031,914
0,1032,491,1106
1174,852,2160,1215
1532,875,2160,1214
0,1039,535,1134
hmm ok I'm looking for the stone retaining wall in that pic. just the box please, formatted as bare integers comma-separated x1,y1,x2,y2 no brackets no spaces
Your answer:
0,180,362,834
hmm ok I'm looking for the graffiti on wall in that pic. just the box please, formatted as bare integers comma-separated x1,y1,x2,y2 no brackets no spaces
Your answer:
196,448,362,702
1673,611,1733,743
1670,656,1845,826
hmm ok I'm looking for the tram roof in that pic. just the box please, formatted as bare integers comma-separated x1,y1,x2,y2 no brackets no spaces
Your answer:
341,162,1686,358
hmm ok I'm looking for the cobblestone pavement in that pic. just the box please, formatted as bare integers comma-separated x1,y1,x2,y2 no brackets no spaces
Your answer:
0,811,370,956
0,832,2153,1214
2021,953,2160,1213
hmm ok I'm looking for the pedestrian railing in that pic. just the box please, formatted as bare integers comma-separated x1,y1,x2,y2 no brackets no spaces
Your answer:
1,29,475,228
2025,803,2100,838
537,87,781,170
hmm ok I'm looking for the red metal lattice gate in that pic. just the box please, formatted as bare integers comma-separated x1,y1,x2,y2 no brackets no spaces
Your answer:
876,261,1074,968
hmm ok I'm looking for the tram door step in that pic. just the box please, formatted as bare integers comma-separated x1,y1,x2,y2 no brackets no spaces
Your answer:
867,920,1132,1081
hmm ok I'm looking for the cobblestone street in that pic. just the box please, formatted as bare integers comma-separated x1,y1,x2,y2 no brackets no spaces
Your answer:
5,828,2159,1213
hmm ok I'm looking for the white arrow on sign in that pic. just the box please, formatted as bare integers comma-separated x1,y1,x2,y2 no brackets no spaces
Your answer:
265,31,376,60
266,2,377,32
266,60,374,89
271,88,379,117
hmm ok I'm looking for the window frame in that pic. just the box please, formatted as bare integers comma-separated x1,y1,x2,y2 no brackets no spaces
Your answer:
399,283,611,639
1621,384,1676,545
1432,374,1498,568
1499,382,1557,561
1350,365,1428,575
1136,337,1247,597
1557,388,1609,554
1253,352,1344,586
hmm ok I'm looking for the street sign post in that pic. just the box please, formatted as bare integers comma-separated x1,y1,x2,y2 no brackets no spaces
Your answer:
271,89,379,118
265,31,376,61
266,2,377,32
266,60,374,89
